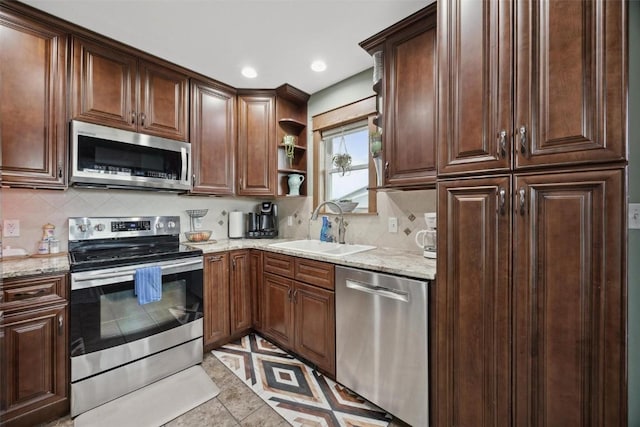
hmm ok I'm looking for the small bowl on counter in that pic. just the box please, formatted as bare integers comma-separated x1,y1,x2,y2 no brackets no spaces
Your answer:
184,230,212,242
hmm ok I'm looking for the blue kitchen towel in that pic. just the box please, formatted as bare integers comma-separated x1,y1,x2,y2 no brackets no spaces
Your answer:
134,266,162,305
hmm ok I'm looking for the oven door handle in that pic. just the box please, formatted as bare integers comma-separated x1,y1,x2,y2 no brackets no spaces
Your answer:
72,259,202,288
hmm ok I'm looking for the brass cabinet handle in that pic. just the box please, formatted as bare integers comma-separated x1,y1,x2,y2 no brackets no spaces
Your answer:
139,112,146,126
192,174,196,186
232,258,236,269
131,111,136,124
498,130,507,158
292,289,298,304
519,126,528,157
519,187,526,215
58,315,63,335
384,161,389,179
287,288,293,301
498,187,506,215
58,163,63,178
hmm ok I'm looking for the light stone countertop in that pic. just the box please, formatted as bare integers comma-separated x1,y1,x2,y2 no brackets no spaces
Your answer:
1,254,70,280
1,239,436,282
187,238,436,281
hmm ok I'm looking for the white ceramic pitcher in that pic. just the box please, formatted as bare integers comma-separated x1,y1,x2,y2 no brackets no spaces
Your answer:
287,173,305,196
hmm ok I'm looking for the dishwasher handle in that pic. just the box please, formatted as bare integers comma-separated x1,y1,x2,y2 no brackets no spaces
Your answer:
345,279,410,303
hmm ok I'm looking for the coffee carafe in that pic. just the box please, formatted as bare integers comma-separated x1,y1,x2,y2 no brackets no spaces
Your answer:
415,212,436,258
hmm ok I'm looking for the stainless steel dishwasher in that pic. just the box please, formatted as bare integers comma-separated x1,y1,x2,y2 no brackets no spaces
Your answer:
336,266,429,427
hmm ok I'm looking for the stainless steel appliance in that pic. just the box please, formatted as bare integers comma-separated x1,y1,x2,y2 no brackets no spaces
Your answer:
335,266,429,427
246,202,278,238
68,216,204,417
70,120,192,191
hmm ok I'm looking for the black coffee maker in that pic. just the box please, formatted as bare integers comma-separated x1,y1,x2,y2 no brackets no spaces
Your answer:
246,202,278,238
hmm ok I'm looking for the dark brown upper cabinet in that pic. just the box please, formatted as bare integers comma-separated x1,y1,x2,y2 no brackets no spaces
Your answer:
237,86,308,197
360,4,438,189
190,78,236,195
0,7,68,189
70,36,189,141
438,0,627,177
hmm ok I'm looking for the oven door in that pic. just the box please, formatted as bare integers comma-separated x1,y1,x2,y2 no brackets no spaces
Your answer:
69,256,203,382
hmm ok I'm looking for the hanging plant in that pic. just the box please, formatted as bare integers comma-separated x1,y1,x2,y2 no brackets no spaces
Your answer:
332,131,352,176
283,135,296,167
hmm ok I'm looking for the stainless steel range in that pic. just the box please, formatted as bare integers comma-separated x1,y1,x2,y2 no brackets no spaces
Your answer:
68,216,204,417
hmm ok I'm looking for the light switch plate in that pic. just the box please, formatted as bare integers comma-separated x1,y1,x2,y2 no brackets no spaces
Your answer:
388,217,398,233
630,203,640,229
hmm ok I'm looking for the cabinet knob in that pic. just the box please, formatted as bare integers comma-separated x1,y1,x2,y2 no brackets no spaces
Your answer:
139,112,146,126
498,187,506,215
58,315,64,335
131,111,136,125
384,161,389,179
518,187,527,215
519,126,528,157
498,130,507,158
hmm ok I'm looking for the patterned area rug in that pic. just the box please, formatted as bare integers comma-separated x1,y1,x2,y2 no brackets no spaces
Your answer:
212,333,391,427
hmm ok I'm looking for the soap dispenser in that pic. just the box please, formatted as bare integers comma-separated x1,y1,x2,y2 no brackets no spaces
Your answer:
320,216,331,242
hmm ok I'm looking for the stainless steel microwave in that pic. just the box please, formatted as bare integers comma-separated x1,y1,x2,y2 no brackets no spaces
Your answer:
70,120,191,191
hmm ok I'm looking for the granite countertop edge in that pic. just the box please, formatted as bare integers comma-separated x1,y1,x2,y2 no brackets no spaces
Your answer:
1,239,436,281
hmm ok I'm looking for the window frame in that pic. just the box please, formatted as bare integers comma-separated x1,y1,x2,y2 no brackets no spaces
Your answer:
312,96,377,214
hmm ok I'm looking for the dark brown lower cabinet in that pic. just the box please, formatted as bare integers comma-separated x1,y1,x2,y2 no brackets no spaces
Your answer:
229,250,251,335
262,253,335,377
203,252,230,349
1,274,69,427
437,167,626,427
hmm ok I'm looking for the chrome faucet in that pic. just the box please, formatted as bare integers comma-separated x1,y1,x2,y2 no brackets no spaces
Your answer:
310,201,346,244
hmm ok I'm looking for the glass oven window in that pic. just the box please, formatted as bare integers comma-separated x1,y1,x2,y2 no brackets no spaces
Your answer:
70,270,203,357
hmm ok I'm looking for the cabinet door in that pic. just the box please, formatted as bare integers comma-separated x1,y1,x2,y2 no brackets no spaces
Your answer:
514,0,626,169
437,0,512,176
203,253,230,347
293,282,335,377
237,94,276,196
250,250,264,332
262,273,293,349
435,176,512,427
0,12,67,188
1,304,68,425
190,79,236,194
229,251,251,335
384,11,437,187
70,37,137,132
139,60,189,141
513,168,626,426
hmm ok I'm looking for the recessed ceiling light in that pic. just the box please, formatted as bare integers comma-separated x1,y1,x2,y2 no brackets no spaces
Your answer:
241,66,257,78
311,60,327,72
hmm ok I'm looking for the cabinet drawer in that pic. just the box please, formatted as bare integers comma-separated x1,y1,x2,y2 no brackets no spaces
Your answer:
263,252,295,278
295,258,334,291
2,274,67,309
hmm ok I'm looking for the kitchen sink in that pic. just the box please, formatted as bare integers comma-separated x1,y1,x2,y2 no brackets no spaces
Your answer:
269,240,376,258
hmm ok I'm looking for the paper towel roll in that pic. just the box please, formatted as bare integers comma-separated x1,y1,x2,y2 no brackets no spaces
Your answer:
228,211,245,239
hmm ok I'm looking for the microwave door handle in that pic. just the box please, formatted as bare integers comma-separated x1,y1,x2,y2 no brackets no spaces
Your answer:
182,148,188,183
73,259,203,283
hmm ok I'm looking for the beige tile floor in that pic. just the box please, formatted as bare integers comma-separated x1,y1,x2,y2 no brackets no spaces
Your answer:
43,353,410,427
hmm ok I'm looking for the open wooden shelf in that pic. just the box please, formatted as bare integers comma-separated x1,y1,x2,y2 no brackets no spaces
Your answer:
278,118,306,135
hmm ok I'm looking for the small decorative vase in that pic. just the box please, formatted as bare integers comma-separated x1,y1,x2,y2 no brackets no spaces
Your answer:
287,173,305,196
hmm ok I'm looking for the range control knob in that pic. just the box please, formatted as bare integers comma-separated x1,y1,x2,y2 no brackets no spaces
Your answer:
156,222,165,229
167,221,176,229
77,224,88,233
94,224,105,232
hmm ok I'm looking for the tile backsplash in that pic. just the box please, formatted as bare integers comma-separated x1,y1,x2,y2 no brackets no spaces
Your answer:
1,187,436,255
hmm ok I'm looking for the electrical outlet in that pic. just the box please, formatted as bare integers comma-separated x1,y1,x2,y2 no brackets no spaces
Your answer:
287,216,293,226
388,217,398,233
630,203,640,229
3,219,20,237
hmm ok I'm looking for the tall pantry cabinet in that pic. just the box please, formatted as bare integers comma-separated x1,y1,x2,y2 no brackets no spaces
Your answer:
435,1,627,426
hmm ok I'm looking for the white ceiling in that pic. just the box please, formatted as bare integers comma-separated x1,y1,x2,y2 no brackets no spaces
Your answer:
21,0,429,95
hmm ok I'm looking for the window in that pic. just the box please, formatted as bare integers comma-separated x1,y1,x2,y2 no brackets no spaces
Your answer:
312,96,377,214
323,121,370,211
